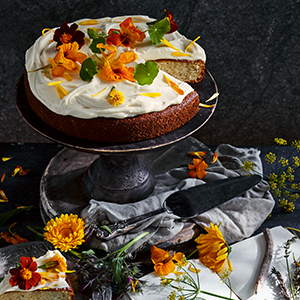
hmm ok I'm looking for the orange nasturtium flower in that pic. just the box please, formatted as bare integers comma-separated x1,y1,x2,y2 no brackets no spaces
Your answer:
195,223,232,275
108,86,125,107
150,245,186,276
188,158,208,179
106,17,146,49
44,213,85,252
97,43,138,82
48,42,87,79
164,10,178,33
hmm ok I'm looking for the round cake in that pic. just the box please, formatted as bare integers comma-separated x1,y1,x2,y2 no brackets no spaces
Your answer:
24,14,206,143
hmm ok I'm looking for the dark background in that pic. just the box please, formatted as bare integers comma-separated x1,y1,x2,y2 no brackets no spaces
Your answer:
1,0,299,146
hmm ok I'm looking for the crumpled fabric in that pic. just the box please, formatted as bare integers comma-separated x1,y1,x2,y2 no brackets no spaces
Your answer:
81,144,274,252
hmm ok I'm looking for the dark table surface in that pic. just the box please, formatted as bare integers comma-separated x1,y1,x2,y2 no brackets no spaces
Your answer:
0,142,299,249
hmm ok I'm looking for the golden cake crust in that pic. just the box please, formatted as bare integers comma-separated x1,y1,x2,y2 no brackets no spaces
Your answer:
24,72,200,143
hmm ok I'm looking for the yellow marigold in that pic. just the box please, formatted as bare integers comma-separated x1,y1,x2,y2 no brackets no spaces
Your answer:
44,214,85,252
195,223,232,275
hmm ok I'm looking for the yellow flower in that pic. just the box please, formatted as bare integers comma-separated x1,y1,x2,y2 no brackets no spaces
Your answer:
150,245,186,276
38,252,67,273
194,223,232,275
274,138,287,145
292,140,300,151
108,86,125,107
44,214,85,252
241,160,254,172
265,152,276,164
188,158,208,179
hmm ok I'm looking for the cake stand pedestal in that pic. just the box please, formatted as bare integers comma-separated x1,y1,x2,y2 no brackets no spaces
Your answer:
16,71,218,223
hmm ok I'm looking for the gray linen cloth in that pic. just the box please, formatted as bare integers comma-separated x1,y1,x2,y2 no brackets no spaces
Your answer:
81,144,274,252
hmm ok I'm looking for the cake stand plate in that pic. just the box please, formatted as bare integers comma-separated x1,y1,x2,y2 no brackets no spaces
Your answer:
16,71,218,222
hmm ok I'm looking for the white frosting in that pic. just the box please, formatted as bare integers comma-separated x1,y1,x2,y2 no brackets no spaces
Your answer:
0,250,70,295
25,15,206,119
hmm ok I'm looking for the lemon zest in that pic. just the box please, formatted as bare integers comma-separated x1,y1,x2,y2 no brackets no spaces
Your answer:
199,103,215,108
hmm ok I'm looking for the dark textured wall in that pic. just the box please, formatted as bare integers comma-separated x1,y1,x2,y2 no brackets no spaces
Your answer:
1,0,299,145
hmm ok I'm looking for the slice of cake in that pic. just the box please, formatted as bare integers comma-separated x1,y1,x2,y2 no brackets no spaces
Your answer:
0,250,74,300
24,14,206,143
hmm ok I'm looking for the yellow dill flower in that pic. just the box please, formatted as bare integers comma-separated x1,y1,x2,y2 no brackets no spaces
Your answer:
272,188,281,197
269,182,277,190
283,190,290,197
275,138,287,145
293,156,300,168
241,160,254,172
290,193,299,201
265,152,276,164
291,183,300,190
44,214,85,252
279,198,288,207
292,140,300,151
284,202,295,213
269,173,278,181
195,223,232,276
279,157,289,167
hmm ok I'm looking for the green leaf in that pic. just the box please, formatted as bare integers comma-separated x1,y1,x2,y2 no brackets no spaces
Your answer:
87,28,98,39
148,17,170,45
80,58,98,81
112,256,123,284
89,36,106,53
133,61,159,85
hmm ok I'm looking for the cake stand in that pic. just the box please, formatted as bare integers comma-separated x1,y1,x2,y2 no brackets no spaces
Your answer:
16,71,218,222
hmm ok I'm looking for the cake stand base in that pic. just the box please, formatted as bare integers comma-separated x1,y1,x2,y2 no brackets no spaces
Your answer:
40,137,211,223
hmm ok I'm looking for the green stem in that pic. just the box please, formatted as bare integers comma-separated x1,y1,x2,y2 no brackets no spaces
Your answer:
286,254,295,300
68,249,82,259
27,225,44,239
102,231,149,260
199,290,236,300
186,248,198,259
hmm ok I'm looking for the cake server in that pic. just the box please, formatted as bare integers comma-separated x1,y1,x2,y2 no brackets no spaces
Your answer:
95,174,262,240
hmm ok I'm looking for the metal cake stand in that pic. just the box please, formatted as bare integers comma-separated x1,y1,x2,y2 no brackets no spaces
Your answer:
16,71,218,222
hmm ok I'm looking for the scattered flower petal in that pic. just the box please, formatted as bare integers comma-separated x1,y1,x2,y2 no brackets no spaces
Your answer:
0,190,8,202
171,51,192,57
1,173,5,183
77,20,98,25
139,92,161,98
91,86,108,97
163,74,184,95
2,157,12,162
161,37,180,51
185,36,200,52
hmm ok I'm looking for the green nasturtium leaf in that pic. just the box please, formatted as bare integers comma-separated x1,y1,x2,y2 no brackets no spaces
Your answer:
80,58,98,81
148,17,171,45
87,28,98,39
133,61,159,85
90,36,106,53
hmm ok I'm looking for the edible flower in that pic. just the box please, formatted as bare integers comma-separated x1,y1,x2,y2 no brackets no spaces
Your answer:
53,21,85,49
44,213,85,252
0,190,8,202
106,17,146,48
48,42,87,79
163,74,184,95
47,81,68,100
97,43,137,82
108,86,125,106
195,223,232,275
164,10,178,33
9,257,41,290
150,245,186,276
188,158,208,179
11,165,30,177
38,252,67,273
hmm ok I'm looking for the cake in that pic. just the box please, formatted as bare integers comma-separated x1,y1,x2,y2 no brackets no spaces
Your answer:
0,250,74,300
24,13,206,143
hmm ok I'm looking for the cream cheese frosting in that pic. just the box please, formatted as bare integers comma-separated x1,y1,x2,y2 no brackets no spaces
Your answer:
25,15,206,119
0,250,70,295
